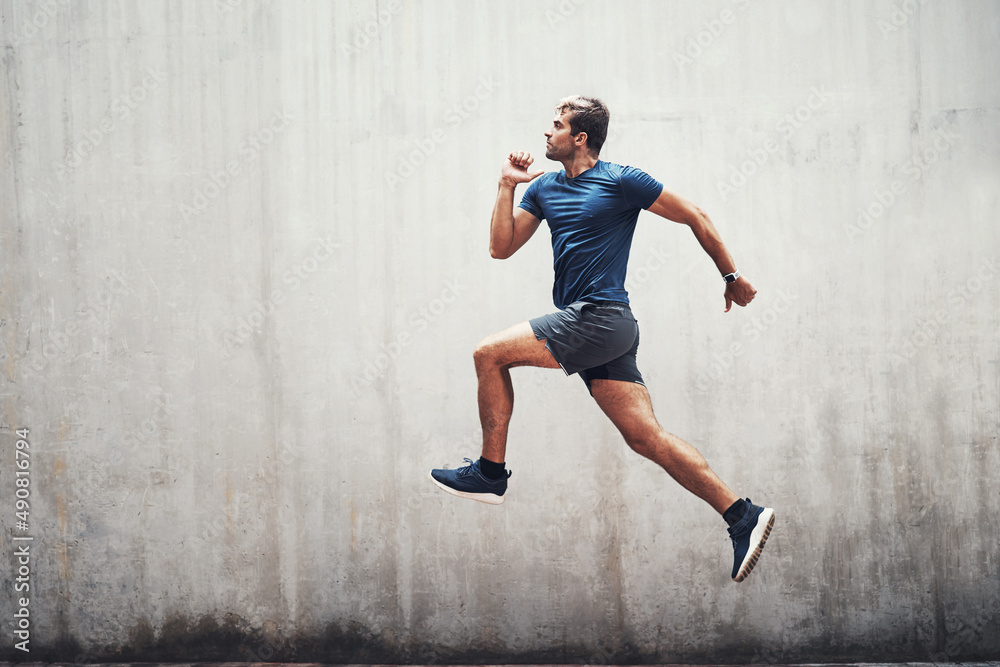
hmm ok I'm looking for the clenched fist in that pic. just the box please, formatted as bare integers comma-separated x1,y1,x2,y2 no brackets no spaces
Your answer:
724,275,757,312
500,151,545,187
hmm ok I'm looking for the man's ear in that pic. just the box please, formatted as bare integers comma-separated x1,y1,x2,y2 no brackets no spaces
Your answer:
575,132,588,148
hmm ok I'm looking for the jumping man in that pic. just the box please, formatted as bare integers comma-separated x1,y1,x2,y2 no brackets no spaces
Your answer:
430,95,774,582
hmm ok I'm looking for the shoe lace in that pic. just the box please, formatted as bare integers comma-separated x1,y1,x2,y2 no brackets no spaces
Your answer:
455,457,476,478
454,457,510,480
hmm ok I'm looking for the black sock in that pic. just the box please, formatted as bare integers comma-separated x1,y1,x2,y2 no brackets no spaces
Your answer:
723,498,748,527
478,456,506,480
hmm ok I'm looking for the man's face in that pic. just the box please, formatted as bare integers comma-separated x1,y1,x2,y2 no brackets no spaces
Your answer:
544,110,581,160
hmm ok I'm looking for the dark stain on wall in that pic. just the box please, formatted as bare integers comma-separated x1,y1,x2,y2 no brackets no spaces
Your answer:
4,605,1000,663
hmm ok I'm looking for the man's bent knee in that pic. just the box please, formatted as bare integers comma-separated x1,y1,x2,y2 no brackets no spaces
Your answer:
473,322,559,371
614,417,666,453
473,338,499,370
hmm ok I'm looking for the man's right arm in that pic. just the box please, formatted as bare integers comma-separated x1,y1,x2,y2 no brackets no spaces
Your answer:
490,152,543,260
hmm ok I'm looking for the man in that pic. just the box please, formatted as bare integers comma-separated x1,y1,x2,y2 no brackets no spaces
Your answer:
430,95,774,582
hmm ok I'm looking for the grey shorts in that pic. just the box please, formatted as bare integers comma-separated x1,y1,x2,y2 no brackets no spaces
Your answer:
529,300,645,393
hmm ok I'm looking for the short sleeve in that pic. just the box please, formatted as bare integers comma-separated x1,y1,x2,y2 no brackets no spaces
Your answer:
517,177,544,220
619,166,663,210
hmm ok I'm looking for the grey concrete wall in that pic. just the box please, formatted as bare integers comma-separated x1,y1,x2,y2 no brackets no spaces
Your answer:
2,0,998,662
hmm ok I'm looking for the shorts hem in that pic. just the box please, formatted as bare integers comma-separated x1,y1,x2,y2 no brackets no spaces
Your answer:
529,306,641,380
531,321,573,376
582,376,646,396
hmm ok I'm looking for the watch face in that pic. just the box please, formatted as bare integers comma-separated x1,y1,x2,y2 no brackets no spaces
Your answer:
725,274,736,283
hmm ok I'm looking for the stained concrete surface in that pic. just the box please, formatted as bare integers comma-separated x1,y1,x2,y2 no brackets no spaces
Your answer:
4,664,1000,667
2,0,1000,663
5,664,1000,667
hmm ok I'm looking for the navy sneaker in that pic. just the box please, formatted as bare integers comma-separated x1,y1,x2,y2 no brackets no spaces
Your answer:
429,458,510,505
728,498,775,582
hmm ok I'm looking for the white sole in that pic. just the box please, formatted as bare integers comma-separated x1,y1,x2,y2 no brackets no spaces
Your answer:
734,507,774,582
428,472,506,505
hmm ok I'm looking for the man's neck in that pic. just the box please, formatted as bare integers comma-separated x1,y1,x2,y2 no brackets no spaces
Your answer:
562,153,599,179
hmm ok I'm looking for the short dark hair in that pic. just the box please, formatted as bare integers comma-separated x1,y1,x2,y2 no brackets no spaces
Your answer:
556,95,610,155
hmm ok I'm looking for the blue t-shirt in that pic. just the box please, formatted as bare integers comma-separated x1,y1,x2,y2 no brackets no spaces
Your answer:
518,160,663,309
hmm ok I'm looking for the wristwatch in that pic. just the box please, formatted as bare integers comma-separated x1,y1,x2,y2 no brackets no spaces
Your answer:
723,270,740,284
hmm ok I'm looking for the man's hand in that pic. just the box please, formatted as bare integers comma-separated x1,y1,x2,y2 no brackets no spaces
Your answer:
501,151,544,187
724,276,757,312
647,187,756,313
490,153,543,259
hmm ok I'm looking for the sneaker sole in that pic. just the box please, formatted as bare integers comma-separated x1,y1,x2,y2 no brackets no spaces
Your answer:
734,508,774,582
428,472,506,505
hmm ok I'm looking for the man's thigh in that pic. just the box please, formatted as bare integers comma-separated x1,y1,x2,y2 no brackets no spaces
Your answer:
589,378,660,441
530,301,638,376
476,321,561,370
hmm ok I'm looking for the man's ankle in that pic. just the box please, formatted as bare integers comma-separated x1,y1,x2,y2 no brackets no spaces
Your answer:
478,456,507,480
723,498,748,526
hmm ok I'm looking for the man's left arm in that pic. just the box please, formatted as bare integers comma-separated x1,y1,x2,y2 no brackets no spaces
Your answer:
646,186,757,312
